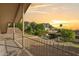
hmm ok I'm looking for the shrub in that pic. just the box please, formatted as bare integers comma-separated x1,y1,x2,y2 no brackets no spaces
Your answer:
25,22,47,36
60,29,76,42
48,33,58,39
15,22,23,31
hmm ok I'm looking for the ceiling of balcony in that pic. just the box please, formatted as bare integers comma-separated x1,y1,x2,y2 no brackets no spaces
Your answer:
0,3,30,34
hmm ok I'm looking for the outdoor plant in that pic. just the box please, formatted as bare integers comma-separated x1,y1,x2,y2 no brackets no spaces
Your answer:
60,29,76,42
25,22,47,36
15,22,23,30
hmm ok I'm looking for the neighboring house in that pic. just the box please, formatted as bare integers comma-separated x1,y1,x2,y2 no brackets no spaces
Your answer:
42,23,53,31
42,23,59,39
75,30,79,35
74,30,79,39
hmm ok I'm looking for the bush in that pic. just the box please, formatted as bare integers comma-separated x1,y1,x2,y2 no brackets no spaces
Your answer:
25,22,47,36
15,22,23,31
34,24,45,36
48,33,58,39
60,29,76,42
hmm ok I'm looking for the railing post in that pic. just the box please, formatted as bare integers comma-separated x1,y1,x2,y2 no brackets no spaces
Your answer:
4,39,8,56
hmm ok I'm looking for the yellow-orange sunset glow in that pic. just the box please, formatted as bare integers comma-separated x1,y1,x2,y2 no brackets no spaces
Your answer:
24,3,79,30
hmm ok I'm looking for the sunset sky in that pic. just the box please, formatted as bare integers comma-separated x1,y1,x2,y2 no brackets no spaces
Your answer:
24,3,79,30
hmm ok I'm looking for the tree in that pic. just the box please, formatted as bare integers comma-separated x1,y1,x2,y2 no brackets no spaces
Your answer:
25,22,47,36
34,24,46,36
26,25,33,34
60,29,76,42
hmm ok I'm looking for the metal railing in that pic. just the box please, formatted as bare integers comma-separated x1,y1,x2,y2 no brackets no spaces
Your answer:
23,35,79,56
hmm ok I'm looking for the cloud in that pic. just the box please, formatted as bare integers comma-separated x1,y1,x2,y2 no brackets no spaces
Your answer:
27,10,48,14
30,4,51,9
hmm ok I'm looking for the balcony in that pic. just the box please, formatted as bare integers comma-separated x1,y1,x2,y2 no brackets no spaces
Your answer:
0,3,79,56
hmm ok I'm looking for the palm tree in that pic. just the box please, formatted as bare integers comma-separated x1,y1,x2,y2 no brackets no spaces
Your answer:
60,24,63,28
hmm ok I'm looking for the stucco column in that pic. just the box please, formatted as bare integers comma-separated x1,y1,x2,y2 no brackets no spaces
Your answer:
13,23,15,40
22,4,24,48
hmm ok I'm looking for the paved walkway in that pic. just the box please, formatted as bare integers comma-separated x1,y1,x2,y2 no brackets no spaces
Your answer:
0,28,29,56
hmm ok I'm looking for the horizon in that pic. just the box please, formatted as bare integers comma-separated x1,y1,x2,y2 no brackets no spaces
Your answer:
24,21,79,30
